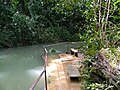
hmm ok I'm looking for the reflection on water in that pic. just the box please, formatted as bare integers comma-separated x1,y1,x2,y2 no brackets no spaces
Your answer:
27,67,44,77
0,45,44,90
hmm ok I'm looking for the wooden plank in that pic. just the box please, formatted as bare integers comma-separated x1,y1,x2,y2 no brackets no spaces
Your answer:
67,65,80,78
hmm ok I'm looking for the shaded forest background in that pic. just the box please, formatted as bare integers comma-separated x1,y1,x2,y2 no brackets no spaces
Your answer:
0,0,120,48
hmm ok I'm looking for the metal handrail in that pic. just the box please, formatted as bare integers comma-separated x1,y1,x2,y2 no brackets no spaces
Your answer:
29,47,48,90
29,70,45,90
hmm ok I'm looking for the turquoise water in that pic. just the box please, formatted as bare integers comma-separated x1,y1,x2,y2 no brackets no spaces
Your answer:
0,42,82,90
0,45,45,90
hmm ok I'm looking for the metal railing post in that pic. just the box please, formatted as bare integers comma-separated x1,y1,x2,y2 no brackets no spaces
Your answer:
44,67,47,90
44,48,48,90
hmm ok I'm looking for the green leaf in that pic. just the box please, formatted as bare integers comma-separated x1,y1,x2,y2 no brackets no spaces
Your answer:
114,0,120,5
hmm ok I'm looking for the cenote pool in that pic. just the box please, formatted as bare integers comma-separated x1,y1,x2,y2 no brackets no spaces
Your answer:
0,45,45,90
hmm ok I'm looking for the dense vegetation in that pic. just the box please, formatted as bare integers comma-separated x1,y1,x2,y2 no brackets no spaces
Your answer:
0,0,119,48
80,48,120,90
0,0,120,89
0,0,84,47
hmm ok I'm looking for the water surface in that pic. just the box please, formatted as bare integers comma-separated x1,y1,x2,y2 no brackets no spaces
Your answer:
0,45,45,90
0,42,82,90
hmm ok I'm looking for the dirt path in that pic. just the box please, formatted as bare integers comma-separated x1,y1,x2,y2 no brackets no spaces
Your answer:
46,54,84,90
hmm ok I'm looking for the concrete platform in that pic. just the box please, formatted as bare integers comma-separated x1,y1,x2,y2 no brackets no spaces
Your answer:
46,54,84,90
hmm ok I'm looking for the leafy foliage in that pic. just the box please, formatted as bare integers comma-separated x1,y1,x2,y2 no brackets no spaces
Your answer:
0,0,120,48
81,48,120,90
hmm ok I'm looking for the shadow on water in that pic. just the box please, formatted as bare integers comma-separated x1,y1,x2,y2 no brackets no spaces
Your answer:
0,45,45,90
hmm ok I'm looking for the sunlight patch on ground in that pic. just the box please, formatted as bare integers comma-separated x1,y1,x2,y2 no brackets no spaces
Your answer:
46,64,56,73
52,59,63,62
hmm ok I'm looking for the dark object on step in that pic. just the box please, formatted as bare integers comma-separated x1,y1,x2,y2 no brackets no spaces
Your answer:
70,48,78,57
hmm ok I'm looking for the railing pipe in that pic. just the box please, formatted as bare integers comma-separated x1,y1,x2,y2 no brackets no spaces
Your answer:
29,70,45,90
29,48,48,90
44,47,48,90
